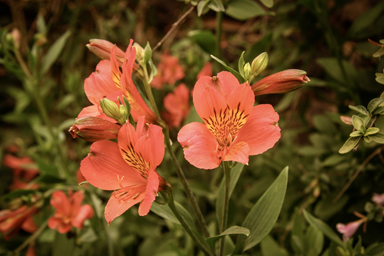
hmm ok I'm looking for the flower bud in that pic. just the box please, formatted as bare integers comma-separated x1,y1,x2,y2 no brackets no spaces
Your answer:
10,28,21,49
87,39,125,65
251,69,310,96
336,219,365,241
69,117,120,142
251,52,268,77
133,42,145,63
243,62,251,81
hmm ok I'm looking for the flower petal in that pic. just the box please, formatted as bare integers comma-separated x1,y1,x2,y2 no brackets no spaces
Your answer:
224,141,250,165
226,83,254,118
193,77,227,123
72,204,94,229
84,60,118,105
177,122,220,169
138,168,160,216
81,140,146,190
104,187,145,223
135,124,165,168
50,191,71,216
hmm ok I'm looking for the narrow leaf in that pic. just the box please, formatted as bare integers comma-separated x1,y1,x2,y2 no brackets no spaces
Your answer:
151,202,195,229
225,0,267,20
367,98,384,114
303,210,345,249
351,115,365,131
206,226,249,249
260,0,273,8
349,105,369,116
210,55,243,82
41,30,71,74
339,136,361,154
370,132,384,144
233,167,288,253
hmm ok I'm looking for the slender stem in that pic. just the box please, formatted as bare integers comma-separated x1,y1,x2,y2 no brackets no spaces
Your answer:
141,64,161,117
152,6,195,52
163,126,210,238
333,146,383,203
14,218,48,253
214,11,223,72
219,162,230,256
166,190,214,256
14,45,69,178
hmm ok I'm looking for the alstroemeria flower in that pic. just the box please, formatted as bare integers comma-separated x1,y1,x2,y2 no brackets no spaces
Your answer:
336,219,365,241
197,62,213,80
3,155,39,190
77,60,124,123
80,116,166,223
48,190,94,234
178,71,281,169
151,52,184,89
87,39,125,65
110,40,158,124
162,83,190,129
0,204,38,240
69,117,121,142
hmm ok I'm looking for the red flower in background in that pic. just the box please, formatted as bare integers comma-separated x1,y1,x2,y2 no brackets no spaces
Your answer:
0,204,39,240
48,190,94,234
151,52,184,89
162,83,190,129
178,71,281,169
81,116,166,223
197,62,212,80
3,155,39,190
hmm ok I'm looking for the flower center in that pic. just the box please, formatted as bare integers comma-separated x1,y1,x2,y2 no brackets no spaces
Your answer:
203,104,249,148
112,176,142,202
121,144,150,178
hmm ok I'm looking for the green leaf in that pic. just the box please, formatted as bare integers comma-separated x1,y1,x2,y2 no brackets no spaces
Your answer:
151,201,195,229
206,226,249,250
233,167,288,253
225,0,267,20
189,30,216,54
365,127,380,136
303,210,345,249
339,136,361,154
370,132,384,144
368,98,384,114
143,42,152,65
209,0,225,12
352,115,365,131
36,13,47,35
260,0,273,8
148,59,157,83
365,242,384,256
304,225,323,256
349,105,369,116
216,163,244,227
210,54,243,82
350,131,363,137
317,58,358,86
373,106,384,115
41,30,71,74
348,1,384,37
261,235,289,256
238,51,246,77
197,0,210,16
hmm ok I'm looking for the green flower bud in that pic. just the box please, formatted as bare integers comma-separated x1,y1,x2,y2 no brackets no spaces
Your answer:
251,52,268,77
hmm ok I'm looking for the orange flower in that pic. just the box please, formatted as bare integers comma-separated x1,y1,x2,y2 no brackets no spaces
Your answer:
80,116,166,223
3,155,39,190
162,83,190,128
0,204,38,240
110,40,158,124
178,71,281,169
48,190,94,234
151,52,184,89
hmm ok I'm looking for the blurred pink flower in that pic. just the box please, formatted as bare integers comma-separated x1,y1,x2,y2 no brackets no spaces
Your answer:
0,204,39,240
48,190,94,234
197,62,212,80
336,219,365,241
372,193,384,206
3,155,39,190
162,83,190,129
151,52,184,89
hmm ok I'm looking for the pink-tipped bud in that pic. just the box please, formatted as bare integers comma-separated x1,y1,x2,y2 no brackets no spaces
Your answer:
251,69,310,96
336,219,365,241
87,39,125,65
69,117,121,142
11,28,21,49
372,193,384,206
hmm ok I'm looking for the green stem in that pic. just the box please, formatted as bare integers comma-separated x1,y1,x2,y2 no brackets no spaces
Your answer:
214,11,223,72
166,190,214,256
163,126,210,238
14,218,48,253
219,162,230,256
140,62,210,238
14,45,69,179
